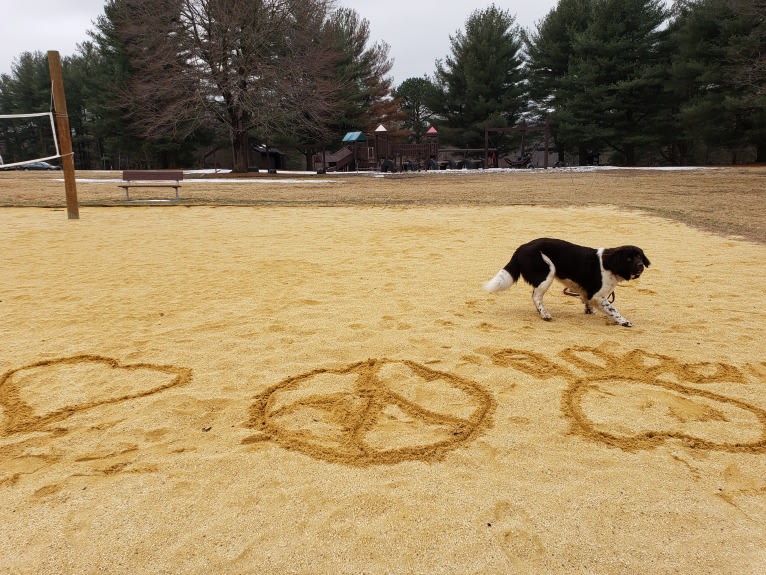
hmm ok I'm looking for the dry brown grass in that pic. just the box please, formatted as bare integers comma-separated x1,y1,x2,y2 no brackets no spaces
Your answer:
1,166,764,242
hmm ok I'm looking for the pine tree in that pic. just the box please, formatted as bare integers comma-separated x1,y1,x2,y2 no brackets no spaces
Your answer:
669,0,766,163
556,0,669,165
394,77,439,143
323,8,396,134
524,0,595,162
433,5,526,147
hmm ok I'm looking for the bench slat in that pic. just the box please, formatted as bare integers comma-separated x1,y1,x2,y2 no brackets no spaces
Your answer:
122,170,183,181
119,170,183,200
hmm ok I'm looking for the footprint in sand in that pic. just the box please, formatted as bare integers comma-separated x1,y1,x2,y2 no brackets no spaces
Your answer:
488,500,544,567
716,463,766,521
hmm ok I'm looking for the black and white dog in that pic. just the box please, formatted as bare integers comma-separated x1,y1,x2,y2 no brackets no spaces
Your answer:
484,238,650,327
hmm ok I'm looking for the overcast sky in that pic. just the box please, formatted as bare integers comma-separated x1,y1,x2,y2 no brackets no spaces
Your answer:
0,0,557,86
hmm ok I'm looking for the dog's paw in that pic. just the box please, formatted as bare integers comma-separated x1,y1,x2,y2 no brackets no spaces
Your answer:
619,320,633,327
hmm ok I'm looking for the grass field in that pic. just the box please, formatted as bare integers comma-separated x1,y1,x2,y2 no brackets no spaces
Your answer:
1,166,765,242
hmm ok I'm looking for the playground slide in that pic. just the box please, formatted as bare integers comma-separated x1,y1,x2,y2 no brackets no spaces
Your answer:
317,146,353,171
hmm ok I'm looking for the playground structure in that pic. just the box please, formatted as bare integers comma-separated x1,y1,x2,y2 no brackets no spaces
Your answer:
313,125,439,173
312,122,553,172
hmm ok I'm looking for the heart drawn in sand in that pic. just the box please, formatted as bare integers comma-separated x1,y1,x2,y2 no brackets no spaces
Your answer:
243,358,495,465
0,355,193,434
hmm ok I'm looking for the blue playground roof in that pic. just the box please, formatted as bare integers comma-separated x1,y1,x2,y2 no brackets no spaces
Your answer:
342,131,366,142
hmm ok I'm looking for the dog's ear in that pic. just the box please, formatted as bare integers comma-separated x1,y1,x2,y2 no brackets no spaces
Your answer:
640,251,651,267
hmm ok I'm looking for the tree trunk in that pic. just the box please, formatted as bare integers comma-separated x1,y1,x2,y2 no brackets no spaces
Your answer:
578,146,589,166
232,129,250,173
624,144,635,166
755,142,766,163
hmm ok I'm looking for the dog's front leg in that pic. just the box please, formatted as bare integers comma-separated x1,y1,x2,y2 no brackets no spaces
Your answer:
597,297,632,327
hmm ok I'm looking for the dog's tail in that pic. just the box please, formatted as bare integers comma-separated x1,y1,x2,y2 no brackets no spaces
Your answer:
483,256,520,293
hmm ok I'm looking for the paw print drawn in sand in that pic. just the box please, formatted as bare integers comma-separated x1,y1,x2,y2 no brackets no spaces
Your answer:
491,346,766,453
243,358,495,465
0,355,192,435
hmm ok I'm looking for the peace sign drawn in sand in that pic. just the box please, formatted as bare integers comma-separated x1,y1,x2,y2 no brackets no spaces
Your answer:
242,358,496,466
491,345,766,453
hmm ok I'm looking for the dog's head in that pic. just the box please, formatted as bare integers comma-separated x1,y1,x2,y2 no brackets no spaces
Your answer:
603,246,650,281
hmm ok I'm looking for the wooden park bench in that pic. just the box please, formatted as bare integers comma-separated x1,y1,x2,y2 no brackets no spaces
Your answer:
118,170,183,200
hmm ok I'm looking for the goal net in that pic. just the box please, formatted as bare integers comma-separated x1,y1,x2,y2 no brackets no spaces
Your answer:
0,112,60,168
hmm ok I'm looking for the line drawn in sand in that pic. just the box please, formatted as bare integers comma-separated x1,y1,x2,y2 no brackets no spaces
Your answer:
243,358,496,465
491,346,766,453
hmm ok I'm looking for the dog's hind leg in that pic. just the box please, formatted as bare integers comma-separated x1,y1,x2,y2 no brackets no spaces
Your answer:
532,285,553,321
582,299,595,315
565,284,594,314
531,254,556,321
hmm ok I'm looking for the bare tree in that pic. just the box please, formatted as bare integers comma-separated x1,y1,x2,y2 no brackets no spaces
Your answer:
116,0,340,171
271,5,345,158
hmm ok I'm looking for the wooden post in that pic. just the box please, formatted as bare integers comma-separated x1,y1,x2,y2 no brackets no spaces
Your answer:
544,120,550,168
484,127,488,168
47,51,79,220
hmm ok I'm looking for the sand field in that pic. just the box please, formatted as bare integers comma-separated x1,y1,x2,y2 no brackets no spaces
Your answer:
1,168,765,573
